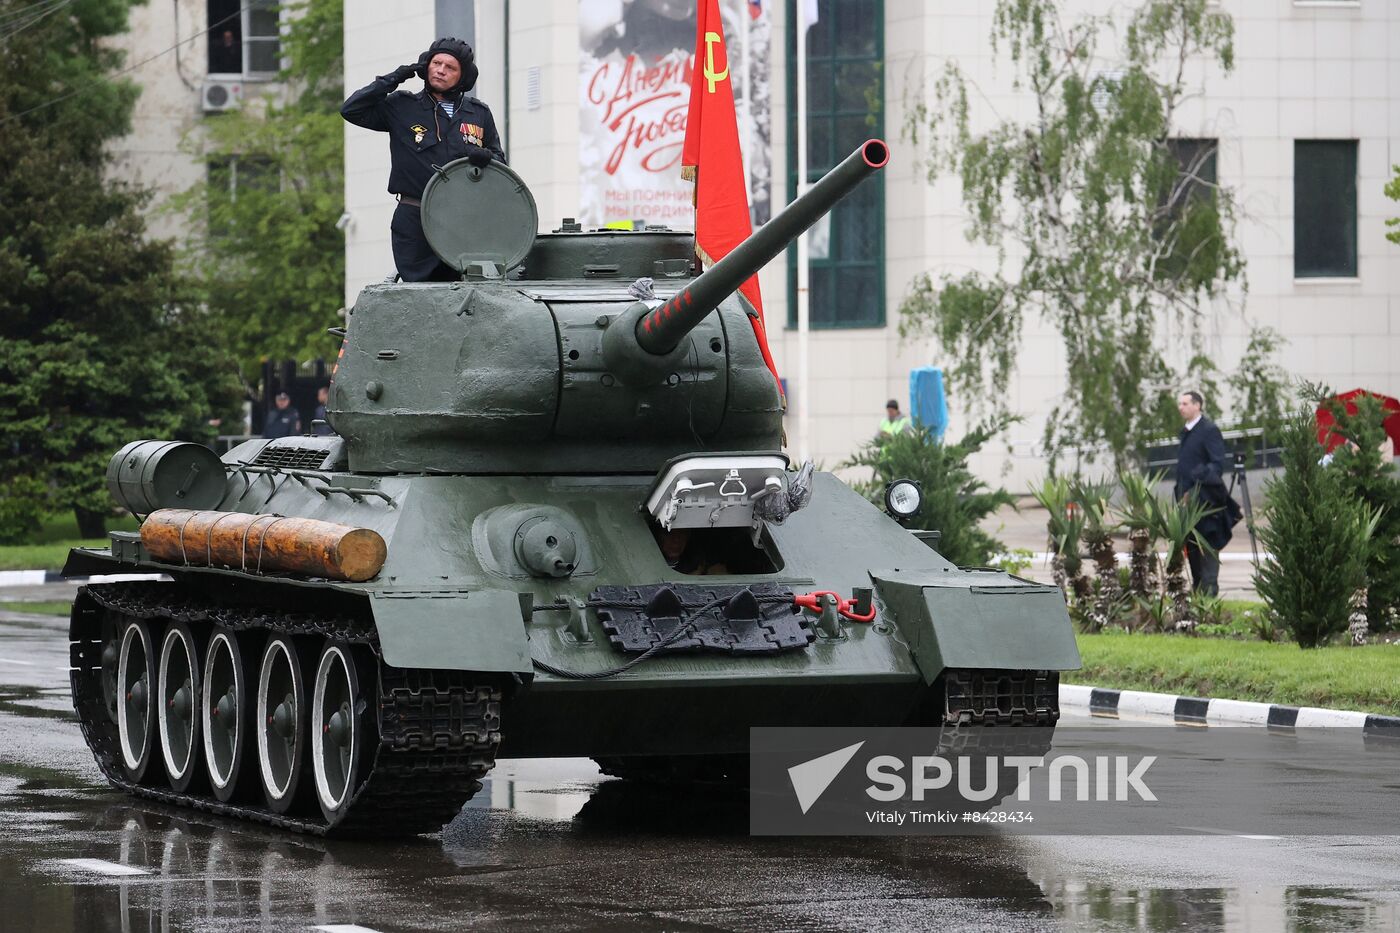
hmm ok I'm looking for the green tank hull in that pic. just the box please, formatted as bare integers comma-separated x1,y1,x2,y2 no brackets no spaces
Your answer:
64,141,1079,835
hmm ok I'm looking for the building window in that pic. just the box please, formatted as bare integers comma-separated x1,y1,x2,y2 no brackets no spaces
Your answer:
1294,140,1357,278
208,0,281,78
1164,138,1218,207
786,0,885,329
1153,138,1220,284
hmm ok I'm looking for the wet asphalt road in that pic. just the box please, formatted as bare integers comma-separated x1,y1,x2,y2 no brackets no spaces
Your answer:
1,586,1399,932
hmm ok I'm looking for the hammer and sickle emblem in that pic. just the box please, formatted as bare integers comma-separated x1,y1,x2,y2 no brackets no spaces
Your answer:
702,31,729,93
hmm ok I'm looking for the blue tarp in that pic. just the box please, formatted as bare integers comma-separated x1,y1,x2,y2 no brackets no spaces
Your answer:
909,367,948,439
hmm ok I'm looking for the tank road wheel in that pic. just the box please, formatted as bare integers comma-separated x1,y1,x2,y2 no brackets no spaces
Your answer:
99,613,122,725
116,618,161,784
202,628,254,803
256,634,311,814
156,621,204,793
310,641,375,824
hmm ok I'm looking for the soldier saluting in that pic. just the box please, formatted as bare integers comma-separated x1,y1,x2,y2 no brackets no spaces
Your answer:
341,38,506,282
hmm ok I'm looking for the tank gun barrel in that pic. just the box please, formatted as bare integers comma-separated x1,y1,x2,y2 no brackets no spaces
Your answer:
636,139,889,355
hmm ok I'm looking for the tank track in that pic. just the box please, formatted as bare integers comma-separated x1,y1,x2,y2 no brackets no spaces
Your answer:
70,581,501,838
595,671,1059,788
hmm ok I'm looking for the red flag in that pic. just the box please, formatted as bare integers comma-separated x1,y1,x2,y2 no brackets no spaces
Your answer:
682,0,782,390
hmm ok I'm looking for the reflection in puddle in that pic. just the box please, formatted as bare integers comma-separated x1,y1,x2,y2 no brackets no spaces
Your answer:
27,810,365,933
2,756,1398,932
486,776,594,822
1032,861,1400,932
0,684,78,722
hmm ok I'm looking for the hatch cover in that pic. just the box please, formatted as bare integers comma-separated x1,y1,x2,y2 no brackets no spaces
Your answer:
420,159,538,274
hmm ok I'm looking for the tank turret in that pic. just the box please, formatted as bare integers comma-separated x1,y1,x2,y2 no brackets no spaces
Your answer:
328,140,889,474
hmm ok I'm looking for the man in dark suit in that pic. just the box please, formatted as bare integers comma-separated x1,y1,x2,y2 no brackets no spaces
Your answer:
1174,390,1231,595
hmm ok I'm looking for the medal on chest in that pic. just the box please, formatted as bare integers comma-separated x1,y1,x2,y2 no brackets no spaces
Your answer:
411,123,427,145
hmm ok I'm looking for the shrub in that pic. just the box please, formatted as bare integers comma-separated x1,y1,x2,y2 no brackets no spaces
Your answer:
0,477,50,545
993,547,1035,577
1254,409,1378,648
844,417,1016,567
1314,393,1400,630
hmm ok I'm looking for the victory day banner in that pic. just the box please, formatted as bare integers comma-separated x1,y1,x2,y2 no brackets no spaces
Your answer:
578,0,771,229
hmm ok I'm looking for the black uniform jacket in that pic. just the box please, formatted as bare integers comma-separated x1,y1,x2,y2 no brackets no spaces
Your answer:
1174,416,1233,550
341,71,506,199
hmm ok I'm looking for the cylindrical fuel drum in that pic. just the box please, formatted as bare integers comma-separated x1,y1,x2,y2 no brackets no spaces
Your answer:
140,509,387,583
107,441,227,518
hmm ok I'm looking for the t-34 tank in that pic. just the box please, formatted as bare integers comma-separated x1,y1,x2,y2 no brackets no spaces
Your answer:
64,140,1080,835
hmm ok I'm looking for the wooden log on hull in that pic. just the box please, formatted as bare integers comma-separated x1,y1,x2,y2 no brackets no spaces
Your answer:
140,509,387,582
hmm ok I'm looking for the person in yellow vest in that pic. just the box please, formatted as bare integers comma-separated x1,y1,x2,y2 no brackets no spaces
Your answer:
879,399,912,437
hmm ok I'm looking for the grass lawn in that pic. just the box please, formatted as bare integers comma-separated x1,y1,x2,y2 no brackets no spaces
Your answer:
0,601,73,616
1076,630,1400,716
0,513,138,572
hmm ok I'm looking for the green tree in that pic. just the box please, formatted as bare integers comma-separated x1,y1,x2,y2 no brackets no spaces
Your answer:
1312,392,1400,630
1226,326,1291,457
900,0,1249,471
0,0,235,540
173,0,345,382
1254,408,1378,649
842,419,1016,567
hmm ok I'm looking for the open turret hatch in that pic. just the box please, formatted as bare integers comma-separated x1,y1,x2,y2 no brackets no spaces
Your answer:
420,159,539,276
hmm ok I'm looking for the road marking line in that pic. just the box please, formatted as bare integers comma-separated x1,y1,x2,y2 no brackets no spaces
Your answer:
312,925,387,933
56,858,149,877
0,658,36,666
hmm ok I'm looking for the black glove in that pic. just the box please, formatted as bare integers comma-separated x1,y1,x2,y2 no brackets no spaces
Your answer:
464,145,493,168
390,62,419,84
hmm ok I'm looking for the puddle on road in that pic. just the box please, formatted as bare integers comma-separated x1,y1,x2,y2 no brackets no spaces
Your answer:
0,755,1394,931
0,684,78,722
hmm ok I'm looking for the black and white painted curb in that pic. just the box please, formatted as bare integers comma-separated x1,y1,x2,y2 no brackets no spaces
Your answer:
0,570,167,587
1062,683,1400,737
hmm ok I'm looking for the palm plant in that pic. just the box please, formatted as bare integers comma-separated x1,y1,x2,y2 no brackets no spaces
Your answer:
1134,591,1175,634
1153,494,1220,629
1071,478,1122,632
1030,477,1087,602
1117,470,1165,599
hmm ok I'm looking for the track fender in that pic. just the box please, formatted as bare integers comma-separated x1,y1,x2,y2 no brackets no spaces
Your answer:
873,569,1081,684
370,589,532,674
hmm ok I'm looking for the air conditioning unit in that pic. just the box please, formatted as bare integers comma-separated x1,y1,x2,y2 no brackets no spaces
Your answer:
201,79,243,114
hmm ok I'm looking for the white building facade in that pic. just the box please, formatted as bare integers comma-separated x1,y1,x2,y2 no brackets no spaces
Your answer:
108,0,285,242
342,0,1400,484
